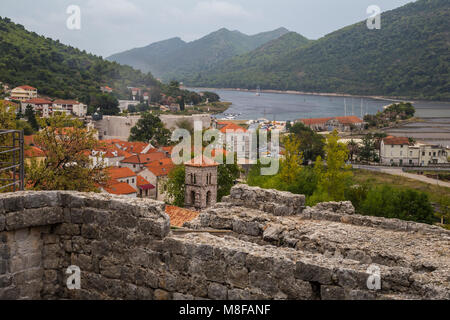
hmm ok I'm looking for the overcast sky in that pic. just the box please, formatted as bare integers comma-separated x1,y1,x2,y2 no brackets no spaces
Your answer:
1,0,414,57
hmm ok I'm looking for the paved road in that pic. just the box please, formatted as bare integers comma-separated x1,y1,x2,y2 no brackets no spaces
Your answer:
352,164,450,188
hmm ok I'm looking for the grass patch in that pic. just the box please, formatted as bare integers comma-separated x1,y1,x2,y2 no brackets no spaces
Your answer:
352,169,450,204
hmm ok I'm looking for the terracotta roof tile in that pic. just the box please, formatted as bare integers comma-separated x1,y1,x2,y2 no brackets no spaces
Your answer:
103,182,136,195
165,205,200,227
107,167,136,180
144,158,175,177
383,136,411,145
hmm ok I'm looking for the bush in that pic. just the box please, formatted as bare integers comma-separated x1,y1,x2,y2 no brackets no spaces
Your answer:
360,186,434,224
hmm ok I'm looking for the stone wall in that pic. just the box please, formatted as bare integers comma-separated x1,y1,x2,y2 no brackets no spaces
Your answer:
1,187,449,300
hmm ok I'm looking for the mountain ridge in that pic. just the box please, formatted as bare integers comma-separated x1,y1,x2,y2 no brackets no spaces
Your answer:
107,27,292,80
186,0,450,100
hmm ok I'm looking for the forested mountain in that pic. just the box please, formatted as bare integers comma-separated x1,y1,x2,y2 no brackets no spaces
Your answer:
0,17,159,101
107,27,290,81
188,0,450,100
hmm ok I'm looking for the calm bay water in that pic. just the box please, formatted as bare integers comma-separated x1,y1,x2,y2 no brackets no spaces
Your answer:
192,88,450,121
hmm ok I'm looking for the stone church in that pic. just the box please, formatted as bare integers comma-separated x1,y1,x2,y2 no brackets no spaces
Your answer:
184,155,218,211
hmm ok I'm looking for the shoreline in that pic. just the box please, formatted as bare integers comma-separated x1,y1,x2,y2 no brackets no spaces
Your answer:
187,86,431,103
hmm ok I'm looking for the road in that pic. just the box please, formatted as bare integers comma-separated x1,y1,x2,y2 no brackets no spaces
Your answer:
352,164,450,188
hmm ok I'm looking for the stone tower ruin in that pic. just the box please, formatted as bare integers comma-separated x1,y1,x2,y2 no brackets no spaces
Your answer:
184,155,218,211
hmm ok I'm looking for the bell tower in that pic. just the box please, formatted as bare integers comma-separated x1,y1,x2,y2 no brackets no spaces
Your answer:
184,156,218,211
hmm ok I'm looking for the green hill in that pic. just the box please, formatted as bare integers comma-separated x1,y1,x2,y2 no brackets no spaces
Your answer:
188,0,450,100
107,27,291,81
0,17,159,101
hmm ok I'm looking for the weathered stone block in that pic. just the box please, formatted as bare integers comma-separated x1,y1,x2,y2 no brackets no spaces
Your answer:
154,289,171,300
294,261,333,284
208,283,228,300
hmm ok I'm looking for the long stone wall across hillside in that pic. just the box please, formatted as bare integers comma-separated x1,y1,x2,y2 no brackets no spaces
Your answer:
1,187,449,300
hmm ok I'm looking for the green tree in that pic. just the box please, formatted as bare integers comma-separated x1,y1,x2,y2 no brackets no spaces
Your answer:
280,135,303,185
359,134,377,162
25,105,39,131
129,112,171,146
165,165,186,207
90,93,120,115
309,130,352,205
289,122,325,162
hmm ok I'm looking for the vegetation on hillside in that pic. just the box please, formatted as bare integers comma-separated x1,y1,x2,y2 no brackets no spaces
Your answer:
188,0,450,100
0,17,158,102
108,27,291,81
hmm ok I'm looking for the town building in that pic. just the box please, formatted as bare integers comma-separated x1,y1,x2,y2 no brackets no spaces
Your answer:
184,155,218,211
21,98,53,117
100,86,113,93
139,158,175,202
216,121,250,161
11,85,37,101
52,100,87,117
298,116,364,132
380,136,449,166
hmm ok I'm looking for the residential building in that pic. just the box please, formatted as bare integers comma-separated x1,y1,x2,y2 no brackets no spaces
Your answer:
217,122,250,161
100,166,154,198
11,85,37,101
52,100,87,117
139,158,175,202
21,98,53,117
120,152,168,173
380,136,448,166
100,86,113,93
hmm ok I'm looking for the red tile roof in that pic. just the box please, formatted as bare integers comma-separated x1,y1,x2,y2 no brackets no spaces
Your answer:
103,182,136,195
145,158,175,177
24,146,45,158
136,175,155,190
122,152,167,165
335,116,364,124
17,85,36,91
53,100,80,105
24,135,36,146
107,167,136,180
185,155,218,167
165,205,200,227
24,98,52,105
383,136,411,145
219,123,248,133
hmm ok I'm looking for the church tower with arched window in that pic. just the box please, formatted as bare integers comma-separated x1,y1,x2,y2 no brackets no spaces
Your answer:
184,155,218,211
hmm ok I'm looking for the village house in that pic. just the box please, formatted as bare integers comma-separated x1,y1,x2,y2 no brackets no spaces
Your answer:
380,136,449,166
21,98,53,117
52,100,87,117
10,85,37,101
100,86,113,93
100,167,155,198
139,158,175,202
120,152,169,173
298,116,364,132
216,121,250,162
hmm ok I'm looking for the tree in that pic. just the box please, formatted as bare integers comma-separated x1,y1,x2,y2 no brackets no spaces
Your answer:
165,165,186,207
26,114,107,192
289,122,325,162
25,104,39,131
347,139,359,161
309,130,352,204
217,153,241,202
359,134,377,162
129,112,171,146
90,93,120,115
280,135,303,185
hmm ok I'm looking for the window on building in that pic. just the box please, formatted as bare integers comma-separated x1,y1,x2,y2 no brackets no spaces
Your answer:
422,152,425,156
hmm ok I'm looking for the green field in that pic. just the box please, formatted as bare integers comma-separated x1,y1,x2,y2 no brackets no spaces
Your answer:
352,169,450,204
